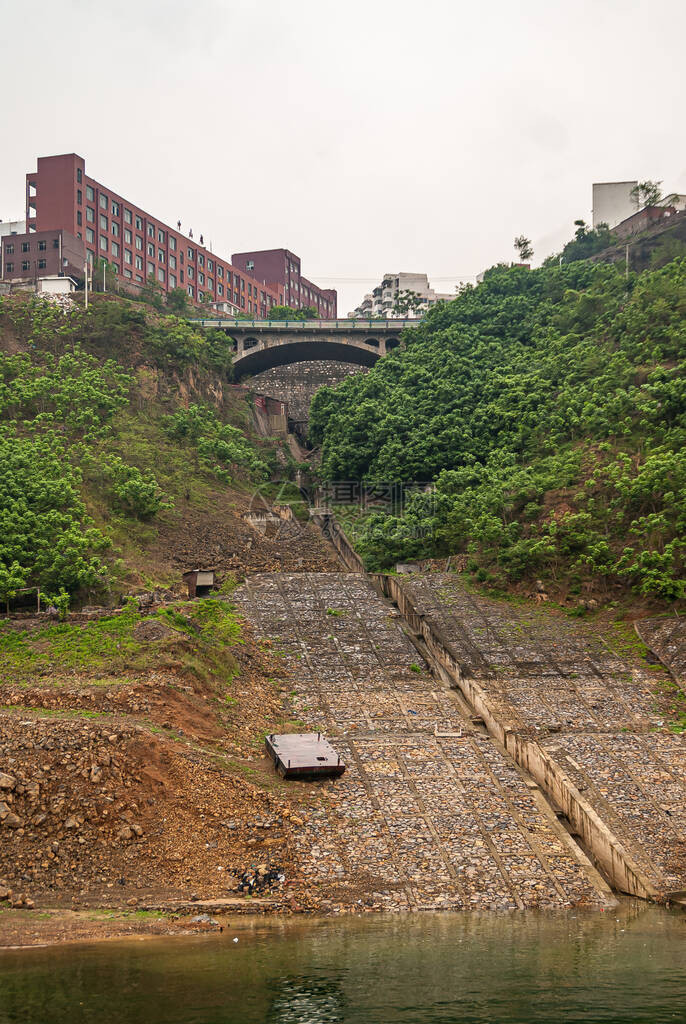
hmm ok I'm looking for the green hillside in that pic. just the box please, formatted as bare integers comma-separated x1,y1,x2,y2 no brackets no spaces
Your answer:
310,259,685,605
0,294,274,610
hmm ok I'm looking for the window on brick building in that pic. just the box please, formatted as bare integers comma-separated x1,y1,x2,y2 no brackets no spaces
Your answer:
5,262,13,272
188,267,194,281
208,277,213,290
198,291,203,301
100,237,108,252
147,242,154,257
169,274,176,288
135,255,143,270
100,194,108,209
158,249,164,263
124,208,132,224
124,229,132,243
136,274,143,283
147,262,154,277
198,254,204,267
207,259,213,272
158,229,165,243
77,189,82,205
169,236,176,251
38,240,47,251
111,242,120,257
22,260,30,271
124,250,132,264
21,242,29,252
136,236,142,250
100,214,108,231
135,215,142,230
38,259,47,269
188,285,193,297
86,228,94,243
187,248,194,259
180,270,184,283
4,244,14,254
247,259,254,271
124,269,132,279
86,185,94,201
112,222,120,237
158,268,164,283
147,224,155,237
199,272,205,285
169,255,176,269
77,211,82,226
217,266,223,278
77,168,82,183
218,284,223,296
112,201,120,216
87,207,95,223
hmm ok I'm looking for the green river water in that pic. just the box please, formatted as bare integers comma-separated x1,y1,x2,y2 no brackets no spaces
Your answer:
0,904,684,1023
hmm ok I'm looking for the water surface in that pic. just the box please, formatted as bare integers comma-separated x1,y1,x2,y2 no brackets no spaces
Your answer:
1,904,685,1023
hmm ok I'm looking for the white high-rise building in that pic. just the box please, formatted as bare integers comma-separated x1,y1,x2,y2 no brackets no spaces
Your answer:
349,272,453,318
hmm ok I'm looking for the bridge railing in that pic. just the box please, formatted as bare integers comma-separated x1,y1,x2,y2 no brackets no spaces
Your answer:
188,318,423,330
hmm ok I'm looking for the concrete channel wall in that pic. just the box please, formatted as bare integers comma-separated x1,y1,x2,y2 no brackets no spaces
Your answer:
312,509,660,901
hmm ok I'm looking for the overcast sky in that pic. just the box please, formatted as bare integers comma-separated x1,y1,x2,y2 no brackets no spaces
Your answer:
1,0,685,313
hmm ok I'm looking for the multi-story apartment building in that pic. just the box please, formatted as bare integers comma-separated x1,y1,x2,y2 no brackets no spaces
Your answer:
231,248,337,318
349,272,452,318
24,153,284,315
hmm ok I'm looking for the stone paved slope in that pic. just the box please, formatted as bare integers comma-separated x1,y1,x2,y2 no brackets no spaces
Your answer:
235,573,610,911
396,574,686,898
635,617,686,690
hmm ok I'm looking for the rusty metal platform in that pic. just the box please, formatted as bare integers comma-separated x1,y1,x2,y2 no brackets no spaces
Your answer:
266,732,346,780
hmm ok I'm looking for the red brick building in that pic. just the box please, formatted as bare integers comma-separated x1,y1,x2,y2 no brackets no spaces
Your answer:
25,154,285,315
231,247,337,318
1,227,85,283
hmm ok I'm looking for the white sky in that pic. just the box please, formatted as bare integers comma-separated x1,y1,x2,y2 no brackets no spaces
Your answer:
1,0,685,314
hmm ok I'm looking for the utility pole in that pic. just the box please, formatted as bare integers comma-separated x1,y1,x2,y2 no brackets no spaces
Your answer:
103,261,106,292
84,257,89,309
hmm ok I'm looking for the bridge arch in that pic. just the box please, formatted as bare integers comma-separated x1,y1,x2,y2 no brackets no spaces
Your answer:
233,339,380,378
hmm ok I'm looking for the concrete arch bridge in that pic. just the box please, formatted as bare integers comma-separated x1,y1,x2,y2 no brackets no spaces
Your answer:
190,318,421,376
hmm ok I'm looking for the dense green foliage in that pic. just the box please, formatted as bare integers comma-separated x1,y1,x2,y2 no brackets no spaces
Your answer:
0,295,268,603
164,403,270,483
265,305,319,320
310,260,686,601
544,220,617,266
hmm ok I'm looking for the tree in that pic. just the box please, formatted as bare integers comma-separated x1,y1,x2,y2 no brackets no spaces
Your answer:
0,561,27,615
267,305,319,320
630,180,663,210
139,275,165,311
514,236,534,262
166,287,190,315
543,220,615,266
393,290,424,316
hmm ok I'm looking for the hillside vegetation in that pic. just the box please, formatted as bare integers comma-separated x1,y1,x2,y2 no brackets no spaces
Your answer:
0,294,279,610
310,259,686,605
